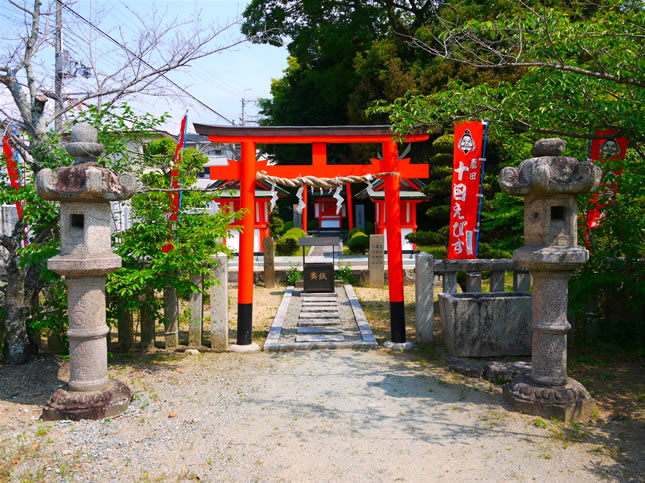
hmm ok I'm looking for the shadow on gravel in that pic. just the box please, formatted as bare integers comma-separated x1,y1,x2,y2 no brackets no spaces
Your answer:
263,348,644,480
0,354,64,407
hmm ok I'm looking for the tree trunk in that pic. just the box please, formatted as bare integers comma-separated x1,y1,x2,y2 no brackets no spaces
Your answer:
2,258,35,364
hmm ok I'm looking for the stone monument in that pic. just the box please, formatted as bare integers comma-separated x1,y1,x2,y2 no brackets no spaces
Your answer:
499,138,601,421
37,123,137,420
368,234,385,288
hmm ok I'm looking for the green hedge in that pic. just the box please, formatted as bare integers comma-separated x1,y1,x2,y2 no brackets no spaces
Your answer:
348,232,369,254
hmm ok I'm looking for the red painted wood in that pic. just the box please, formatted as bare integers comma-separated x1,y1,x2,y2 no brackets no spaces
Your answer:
239,141,256,305
210,158,428,181
203,134,429,144
383,141,404,304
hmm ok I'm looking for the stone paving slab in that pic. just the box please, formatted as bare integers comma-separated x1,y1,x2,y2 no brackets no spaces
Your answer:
297,327,343,334
264,285,378,351
299,312,340,318
295,334,345,343
297,319,342,326
302,292,336,297
300,306,338,312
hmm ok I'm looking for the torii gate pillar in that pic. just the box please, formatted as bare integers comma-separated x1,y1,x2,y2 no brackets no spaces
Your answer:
383,140,407,345
232,141,260,351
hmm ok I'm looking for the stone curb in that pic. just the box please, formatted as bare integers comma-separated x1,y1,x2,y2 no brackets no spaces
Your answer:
263,286,294,350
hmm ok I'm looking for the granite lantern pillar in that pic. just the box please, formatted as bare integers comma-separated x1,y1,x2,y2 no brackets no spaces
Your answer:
499,138,601,422
38,123,137,421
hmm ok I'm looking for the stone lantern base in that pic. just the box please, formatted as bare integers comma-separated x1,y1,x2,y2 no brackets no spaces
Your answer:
503,375,596,422
41,379,131,421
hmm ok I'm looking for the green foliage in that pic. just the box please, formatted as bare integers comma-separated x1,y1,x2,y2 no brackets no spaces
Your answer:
418,245,448,259
283,227,307,240
335,262,356,285
286,264,302,286
282,221,294,233
569,150,645,350
364,221,375,235
275,226,307,255
308,219,319,230
347,227,364,239
276,237,299,256
348,232,369,254
104,124,241,329
269,207,285,236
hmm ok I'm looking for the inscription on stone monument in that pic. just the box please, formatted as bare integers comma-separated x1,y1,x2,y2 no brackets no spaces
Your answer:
369,234,385,288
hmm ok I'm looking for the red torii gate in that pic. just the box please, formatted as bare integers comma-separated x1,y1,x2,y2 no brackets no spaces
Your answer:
193,125,429,349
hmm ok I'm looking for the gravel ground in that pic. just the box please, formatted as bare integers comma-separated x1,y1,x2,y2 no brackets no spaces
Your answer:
1,348,642,482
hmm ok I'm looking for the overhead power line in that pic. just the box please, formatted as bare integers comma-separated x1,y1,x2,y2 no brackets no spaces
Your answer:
61,3,234,125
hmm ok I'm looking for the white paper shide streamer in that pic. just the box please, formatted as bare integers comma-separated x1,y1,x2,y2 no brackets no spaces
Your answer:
296,186,306,214
333,184,344,215
269,182,278,212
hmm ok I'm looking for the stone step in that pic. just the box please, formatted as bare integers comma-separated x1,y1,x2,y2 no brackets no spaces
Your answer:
300,306,338,312
302,297,338,303
297,326,343,334
299,312,340,318
302,300,338,305
295,334,345,343
302,292,336,297
298,318,341,326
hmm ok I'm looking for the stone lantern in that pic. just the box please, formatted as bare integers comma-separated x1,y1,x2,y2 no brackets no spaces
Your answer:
499,138,602,421
37,123,137,420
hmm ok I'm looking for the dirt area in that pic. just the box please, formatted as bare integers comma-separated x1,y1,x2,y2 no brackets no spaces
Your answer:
1,284,643,482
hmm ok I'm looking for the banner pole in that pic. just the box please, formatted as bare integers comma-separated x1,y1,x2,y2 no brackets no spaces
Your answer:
474,121,488,257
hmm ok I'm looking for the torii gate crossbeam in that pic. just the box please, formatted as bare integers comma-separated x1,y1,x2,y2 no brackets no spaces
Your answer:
194,124,429,349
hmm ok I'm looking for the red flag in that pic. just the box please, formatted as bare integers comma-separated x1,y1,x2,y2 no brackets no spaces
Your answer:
584,129,627,249
162,113,188,253
448,121,485,259
2,135,24,219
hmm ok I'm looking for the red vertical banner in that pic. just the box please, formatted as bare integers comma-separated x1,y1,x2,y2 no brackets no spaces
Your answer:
2,135,24,219
448,121,485,259
162,113,188,253
585,130,627,249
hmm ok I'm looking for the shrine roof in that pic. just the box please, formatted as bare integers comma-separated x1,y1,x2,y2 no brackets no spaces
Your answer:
193,124,431,143
355,178,428,200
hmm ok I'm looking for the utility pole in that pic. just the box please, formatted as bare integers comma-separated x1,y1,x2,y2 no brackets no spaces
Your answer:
55,0,63,132
240,89,252,126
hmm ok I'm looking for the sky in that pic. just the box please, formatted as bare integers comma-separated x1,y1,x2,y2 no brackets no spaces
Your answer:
1,0,289,135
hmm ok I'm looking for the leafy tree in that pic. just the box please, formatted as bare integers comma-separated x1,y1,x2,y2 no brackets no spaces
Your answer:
107,138,241,334
0,0,244,364
375,0,644,153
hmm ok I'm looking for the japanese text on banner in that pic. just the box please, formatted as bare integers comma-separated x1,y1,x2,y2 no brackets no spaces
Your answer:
448,122,485,259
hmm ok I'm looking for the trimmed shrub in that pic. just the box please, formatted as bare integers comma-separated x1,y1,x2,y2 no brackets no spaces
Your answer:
283,227,307,240
365,221,375,235
276,237,299,256
282,221,294,233
348,232,369,254
421,245,448,259
348,227,364,239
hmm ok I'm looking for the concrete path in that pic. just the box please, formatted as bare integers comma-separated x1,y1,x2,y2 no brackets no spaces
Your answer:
264,285,378,351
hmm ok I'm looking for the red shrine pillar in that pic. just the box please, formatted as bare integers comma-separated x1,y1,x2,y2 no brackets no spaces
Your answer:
383,140,406,343
237,141,256,346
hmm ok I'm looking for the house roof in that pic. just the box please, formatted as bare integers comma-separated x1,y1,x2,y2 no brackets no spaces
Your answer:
208,179,289,198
